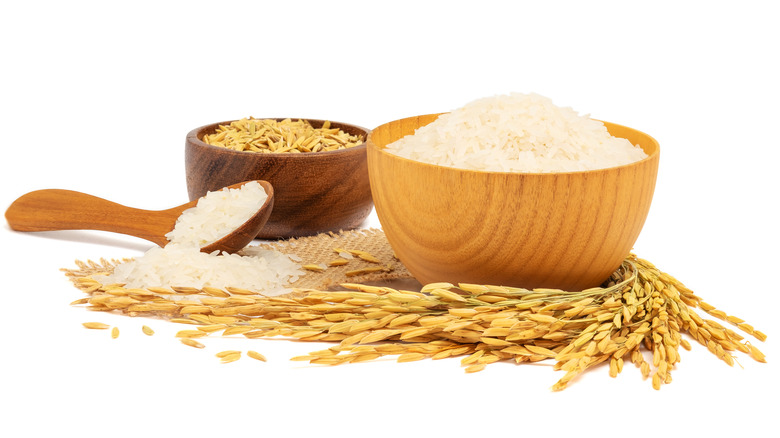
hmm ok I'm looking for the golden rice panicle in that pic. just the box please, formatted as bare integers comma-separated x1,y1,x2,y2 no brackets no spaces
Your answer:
748,343,767,363
67,252,767,392
698,301,767,342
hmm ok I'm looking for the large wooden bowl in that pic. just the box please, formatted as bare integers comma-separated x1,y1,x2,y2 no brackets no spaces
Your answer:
367,114,660,290
186,119,373,239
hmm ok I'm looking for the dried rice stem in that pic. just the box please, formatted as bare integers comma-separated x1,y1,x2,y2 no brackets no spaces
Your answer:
66,254,766,391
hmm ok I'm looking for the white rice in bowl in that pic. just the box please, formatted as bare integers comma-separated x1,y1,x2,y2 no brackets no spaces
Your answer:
383,93,648,173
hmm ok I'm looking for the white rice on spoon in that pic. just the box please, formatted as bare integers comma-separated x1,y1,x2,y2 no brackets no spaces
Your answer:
94,181,302,295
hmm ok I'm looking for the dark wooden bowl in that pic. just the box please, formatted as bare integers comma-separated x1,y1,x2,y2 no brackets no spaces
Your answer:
185,118,373,239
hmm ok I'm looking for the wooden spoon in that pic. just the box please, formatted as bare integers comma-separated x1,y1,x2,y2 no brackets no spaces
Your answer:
4,180,274,254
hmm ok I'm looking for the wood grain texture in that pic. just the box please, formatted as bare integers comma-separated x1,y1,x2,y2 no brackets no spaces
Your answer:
185,119,373,239
367,114,660,290
5,189,188,246
4,180,273,254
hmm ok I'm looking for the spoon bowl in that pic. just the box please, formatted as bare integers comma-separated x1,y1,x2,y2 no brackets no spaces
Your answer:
4,180,274,253
199,181,275,253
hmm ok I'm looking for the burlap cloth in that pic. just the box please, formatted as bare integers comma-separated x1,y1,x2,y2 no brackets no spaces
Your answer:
64,228,420,293
252,228,417,290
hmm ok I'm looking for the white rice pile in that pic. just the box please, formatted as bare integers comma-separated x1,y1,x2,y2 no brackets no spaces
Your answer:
165,180,268,247
94,181,303,295
383,93,648,173
96,245,302,294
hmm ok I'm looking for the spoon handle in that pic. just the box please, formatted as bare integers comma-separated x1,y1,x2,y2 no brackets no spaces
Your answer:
4,189,181,246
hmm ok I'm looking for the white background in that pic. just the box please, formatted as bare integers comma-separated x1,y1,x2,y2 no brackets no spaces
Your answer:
1,1,778,437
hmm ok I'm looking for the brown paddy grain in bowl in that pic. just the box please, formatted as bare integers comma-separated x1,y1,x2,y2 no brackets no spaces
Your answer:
367,113,661,291
185,118,373,239
202,118,364,153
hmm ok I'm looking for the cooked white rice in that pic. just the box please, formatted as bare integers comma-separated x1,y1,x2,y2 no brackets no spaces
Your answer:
165,180,267,247
383,93,648,173
93,181,302,295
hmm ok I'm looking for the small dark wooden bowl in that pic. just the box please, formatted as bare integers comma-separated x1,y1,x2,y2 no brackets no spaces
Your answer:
185,118,373,239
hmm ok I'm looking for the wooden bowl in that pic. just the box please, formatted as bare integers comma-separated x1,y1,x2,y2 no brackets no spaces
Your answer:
186,119,373,239
367,114,660,290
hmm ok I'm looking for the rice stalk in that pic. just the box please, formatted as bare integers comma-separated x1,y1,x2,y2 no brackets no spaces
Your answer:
67,254,767,391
